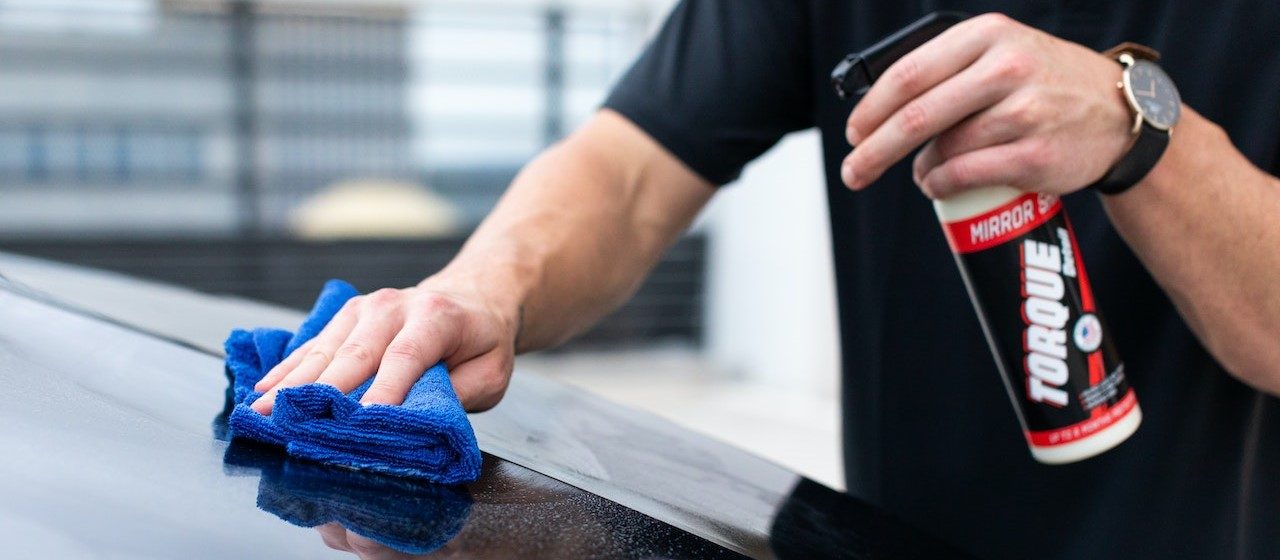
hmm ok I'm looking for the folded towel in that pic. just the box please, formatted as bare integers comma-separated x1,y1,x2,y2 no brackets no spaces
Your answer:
223,440,471,555
223,279,483,484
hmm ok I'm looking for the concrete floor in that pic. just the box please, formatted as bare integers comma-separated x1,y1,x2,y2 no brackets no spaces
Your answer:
520,346,845,491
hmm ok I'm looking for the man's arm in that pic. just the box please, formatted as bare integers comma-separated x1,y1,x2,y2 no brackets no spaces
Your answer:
251,109,714,412
840,13,1280,392
1102,109,1280,390
434,109,714,353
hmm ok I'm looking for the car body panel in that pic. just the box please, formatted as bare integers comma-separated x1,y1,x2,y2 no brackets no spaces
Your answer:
0,253,972,559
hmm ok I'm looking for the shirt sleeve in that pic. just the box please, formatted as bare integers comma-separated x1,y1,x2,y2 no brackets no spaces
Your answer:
602,0,815,186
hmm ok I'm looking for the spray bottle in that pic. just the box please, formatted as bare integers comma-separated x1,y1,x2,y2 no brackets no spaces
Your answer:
831,12,1141,463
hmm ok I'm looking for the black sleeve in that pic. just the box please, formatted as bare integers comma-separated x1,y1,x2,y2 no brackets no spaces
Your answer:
603,0,814,186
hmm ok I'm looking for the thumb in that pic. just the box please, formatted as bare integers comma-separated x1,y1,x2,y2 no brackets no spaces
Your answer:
447,351,512,412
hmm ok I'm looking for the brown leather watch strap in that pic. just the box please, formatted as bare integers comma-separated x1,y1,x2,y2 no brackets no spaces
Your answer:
1102,42,1161,61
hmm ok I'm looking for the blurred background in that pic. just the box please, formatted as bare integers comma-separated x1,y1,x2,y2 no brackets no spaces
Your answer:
0,0,842,488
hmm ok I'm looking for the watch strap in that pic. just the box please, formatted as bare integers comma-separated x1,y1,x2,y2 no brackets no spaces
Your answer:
1089,43,1170,196
1101,42,1160,61
1090,122,1169,195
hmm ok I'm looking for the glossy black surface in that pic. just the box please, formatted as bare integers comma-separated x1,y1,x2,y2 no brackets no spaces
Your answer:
0,280,741,559
0,253,786,556
0,253,974,559
228,439,747,559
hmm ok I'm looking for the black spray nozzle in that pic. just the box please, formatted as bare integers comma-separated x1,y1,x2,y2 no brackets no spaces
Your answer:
831,11,971,100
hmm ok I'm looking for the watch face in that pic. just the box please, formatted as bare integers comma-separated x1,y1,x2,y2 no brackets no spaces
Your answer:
1124,60,1181,130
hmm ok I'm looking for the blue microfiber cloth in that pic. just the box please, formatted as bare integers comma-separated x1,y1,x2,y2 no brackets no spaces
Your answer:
223,279,483,484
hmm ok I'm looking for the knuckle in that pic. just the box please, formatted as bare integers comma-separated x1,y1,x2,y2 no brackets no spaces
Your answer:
918,181,940,200
483,364,514,394
1017,140,1053,173
339,296,362,313
845,116,864,144
417,292,459,317
912,153,930,184
460,360,513,410
849,146,879,174
384,339,424,363
469,391,505,413
364,288,400,308
973,114,1005,142
897,101,932,138
471,378,511,412
305,348,332,362
886,58,925,94
932,130,961,159
946,158,975,189
289,339,313,356
1005,95,1042,129
335,342,373,363
478,364,506,387
844,109,865,129
365,377,404,398
990,51,1035,83
845,110,861,130
975,12,1015,31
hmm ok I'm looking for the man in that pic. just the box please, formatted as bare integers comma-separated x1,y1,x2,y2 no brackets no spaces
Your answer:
250,2,1280,558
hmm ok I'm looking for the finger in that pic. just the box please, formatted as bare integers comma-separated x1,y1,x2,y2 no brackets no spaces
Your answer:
918,140,1049,199
845,13,1014,145
254,339,315,392
843,52,1028,189
251,311,358,414
448,351,512,412
359,318,458,406
316,523,353,552
912,100,1027,184
255,303,358,392
311,310,401,394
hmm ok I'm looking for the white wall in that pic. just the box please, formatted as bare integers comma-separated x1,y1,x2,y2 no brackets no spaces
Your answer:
705,130,841,397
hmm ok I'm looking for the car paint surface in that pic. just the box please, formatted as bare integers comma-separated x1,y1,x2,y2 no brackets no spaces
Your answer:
0,253,972,559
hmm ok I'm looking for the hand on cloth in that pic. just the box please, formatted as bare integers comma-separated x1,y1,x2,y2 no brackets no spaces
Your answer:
840,13,1135,199
250,281,518,415
224,280,483,483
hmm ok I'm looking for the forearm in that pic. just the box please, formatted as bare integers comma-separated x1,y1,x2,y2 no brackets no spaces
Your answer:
1103,107,1280,390
250,111,712,411
424,111,713,352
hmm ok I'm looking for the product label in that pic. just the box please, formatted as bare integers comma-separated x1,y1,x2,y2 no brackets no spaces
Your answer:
942,193,1137,449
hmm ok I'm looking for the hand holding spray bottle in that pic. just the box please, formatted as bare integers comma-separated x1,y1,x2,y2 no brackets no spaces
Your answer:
831,12,1141,463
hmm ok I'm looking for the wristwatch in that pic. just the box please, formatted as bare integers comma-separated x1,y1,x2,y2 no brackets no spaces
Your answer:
1088,42,1182,195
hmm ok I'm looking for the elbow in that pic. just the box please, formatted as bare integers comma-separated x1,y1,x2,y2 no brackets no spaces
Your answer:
1227,364,1280,397
1186,311,1279,395
1216,342,1280,397
1183,300,1280,396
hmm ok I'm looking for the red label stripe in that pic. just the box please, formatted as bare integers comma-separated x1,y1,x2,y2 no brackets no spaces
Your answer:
942,193,1062,254
1062,217,1095,312
1026,390,1138,447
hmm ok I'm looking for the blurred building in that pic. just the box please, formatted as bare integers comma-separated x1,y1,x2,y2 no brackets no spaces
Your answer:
0,0,412,236
0,0,650,235
0,0,704,348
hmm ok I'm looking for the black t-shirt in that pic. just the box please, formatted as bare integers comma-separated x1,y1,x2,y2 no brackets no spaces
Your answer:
604,2,1280,559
